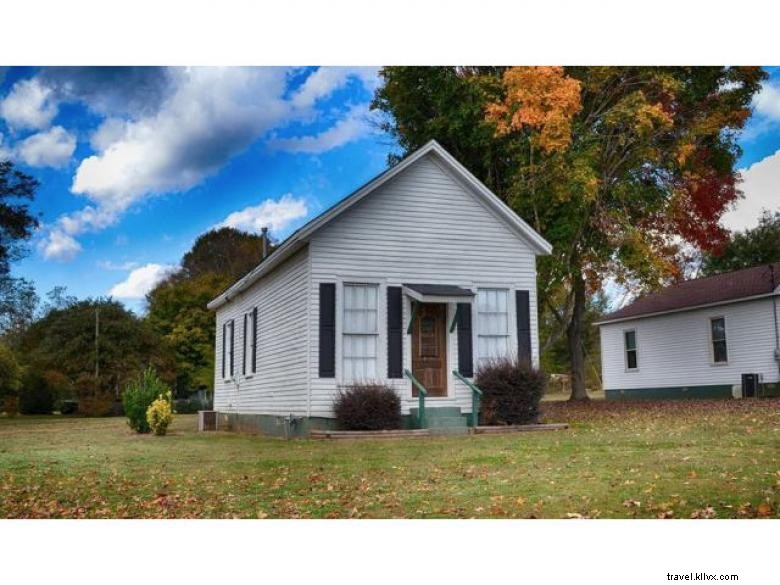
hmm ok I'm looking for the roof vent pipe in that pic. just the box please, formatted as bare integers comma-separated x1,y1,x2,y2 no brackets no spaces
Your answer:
261,227,269,260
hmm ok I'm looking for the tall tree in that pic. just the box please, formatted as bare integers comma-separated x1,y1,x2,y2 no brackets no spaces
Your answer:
702,210,780,275
0,161,40,277
373,66,766,400
180,227,267,282
19,298,174,398
146,227,271,395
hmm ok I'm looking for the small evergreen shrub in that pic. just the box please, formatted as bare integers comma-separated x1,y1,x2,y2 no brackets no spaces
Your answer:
475,357,547,425
123,367,169,433
18,371,55,415
146,391,173,436
334,384,401,431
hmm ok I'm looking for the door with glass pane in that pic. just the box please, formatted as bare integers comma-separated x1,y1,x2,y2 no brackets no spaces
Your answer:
411,303,447,397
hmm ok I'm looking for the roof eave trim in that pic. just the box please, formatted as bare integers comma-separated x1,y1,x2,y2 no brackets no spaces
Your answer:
594,291,780,326
208,139,553,310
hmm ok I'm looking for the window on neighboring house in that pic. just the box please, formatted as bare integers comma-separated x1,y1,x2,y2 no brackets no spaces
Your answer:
477,288,509,367
710,317,728,363
624,329,638,370
343,283,378,381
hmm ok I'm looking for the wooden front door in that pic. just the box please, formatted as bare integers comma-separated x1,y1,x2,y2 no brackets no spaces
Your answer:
411,303,447,397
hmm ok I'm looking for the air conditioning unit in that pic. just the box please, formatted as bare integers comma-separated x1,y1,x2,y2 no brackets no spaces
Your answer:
741,373,762,398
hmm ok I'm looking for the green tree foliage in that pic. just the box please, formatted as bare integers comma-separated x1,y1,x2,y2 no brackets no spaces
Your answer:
123,367,170,433
0,276,38,342
181,227,267,281
373,66,765,399
146,272,229,394
18,298,174,400
0,161,40,277
702,210,780,275
146,227,269,395
0,343,21,399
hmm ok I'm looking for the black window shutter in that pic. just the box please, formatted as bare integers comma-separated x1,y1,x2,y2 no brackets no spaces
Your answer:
457,303,473,377
242,313,247,375
229,320,235,376
319,283,336,377
221,322,226,379
251,307,258,373
516,290,532,367
387,286,403,378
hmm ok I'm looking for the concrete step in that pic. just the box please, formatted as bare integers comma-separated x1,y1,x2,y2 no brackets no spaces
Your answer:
430,426,470,436
427,416,468,429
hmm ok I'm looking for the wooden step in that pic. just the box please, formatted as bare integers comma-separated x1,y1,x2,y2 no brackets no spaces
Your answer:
310,429,431,440
473,423,569,435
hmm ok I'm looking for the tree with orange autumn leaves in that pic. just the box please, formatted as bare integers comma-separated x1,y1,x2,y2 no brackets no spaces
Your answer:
373,66,766,399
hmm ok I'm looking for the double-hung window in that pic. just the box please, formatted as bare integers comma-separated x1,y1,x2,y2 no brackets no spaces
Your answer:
251,307,258,374
343,284,378,381
710,317,727,364
223,319,234,379
242,313,248,376
624,329,638,371
477,288,509,367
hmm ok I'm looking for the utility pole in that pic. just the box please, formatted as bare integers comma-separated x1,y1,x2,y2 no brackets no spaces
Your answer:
95,307,100,380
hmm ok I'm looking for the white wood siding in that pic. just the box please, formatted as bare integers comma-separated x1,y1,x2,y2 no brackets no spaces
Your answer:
213,247,310,415
307,153,540,417
600,297,780,391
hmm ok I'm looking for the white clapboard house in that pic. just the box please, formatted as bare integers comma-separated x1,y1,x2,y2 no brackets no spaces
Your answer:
596,263,780,400
207,140,552,436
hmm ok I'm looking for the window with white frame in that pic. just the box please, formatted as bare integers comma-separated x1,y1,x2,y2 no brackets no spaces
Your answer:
477,288,509,366
624,329,638,371
343,284,378,381
710,317,727,363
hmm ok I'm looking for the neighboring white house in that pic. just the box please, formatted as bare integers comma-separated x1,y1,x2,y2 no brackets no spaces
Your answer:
207,140,552,436
596,263,780,400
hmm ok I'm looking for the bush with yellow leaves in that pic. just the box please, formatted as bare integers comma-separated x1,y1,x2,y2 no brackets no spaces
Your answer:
146,391,173,436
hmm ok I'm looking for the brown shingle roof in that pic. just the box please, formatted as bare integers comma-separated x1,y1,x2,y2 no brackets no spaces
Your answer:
599,262,780,323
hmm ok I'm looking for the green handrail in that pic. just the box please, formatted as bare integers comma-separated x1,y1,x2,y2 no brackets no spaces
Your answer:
403,369,428,429
453,370,482,427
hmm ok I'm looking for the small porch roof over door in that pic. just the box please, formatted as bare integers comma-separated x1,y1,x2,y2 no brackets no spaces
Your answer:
402,283,475,304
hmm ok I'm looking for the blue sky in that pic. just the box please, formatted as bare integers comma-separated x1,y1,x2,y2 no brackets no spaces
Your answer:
1,66,779,313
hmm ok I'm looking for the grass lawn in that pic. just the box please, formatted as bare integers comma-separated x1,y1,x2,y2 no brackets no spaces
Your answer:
1,399,778,519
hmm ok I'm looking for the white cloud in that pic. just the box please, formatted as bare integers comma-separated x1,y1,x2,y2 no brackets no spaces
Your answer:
66,68,293,241
15,126,76,168
27,67,378,261
39,230,82,261
109,263,176,299
753,80,780,121
270,105,372,154
89,117,129,152
97,260,139,271
0,133,12,160
721,150,780,231
0,77,58,130
291,67,379,110
219,194,308,234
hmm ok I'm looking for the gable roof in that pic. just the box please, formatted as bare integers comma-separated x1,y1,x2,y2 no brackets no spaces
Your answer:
596,262,780,325
208,140,552,310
